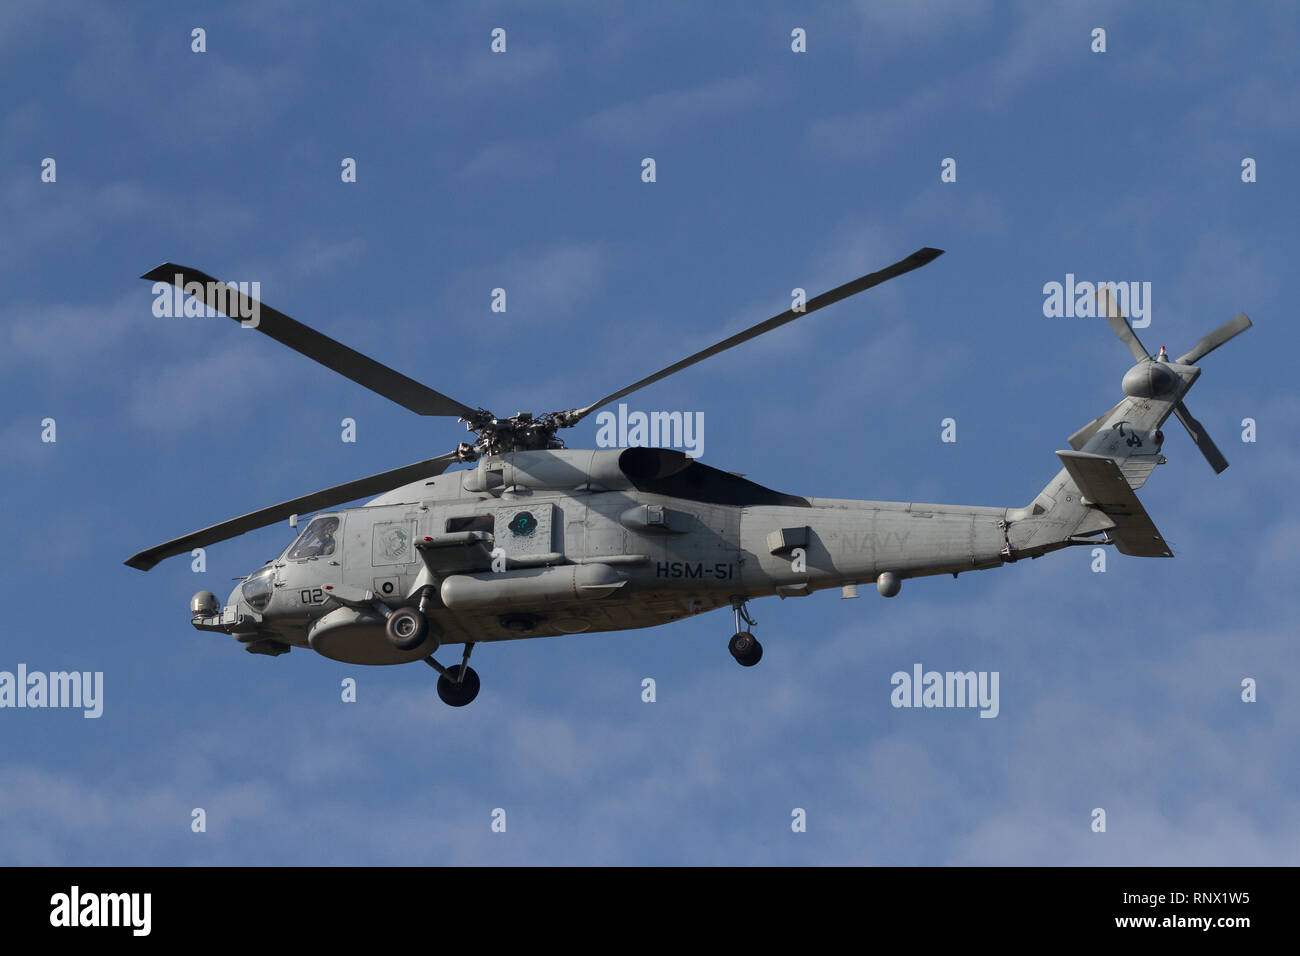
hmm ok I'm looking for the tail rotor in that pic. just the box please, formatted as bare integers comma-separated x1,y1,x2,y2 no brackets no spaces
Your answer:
1097,287,1251,474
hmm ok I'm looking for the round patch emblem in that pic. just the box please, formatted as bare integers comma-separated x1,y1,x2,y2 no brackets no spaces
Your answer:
508,511,538,537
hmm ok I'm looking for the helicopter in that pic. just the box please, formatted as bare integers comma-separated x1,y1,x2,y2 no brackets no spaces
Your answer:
126,249,1251,706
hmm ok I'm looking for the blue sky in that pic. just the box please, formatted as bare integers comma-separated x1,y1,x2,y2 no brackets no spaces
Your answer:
1,0,1297,864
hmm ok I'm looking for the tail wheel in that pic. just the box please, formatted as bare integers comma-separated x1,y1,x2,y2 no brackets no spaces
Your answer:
437,664,481,707
728,631,763,667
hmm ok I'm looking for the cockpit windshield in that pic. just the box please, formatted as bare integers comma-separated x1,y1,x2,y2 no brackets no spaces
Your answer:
286,515,339,560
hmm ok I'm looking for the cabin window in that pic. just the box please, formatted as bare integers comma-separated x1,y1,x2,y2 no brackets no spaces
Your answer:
446,514,494,534
287,515,339,559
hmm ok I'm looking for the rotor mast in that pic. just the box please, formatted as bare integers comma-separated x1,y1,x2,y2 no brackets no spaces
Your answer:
456,409,569,460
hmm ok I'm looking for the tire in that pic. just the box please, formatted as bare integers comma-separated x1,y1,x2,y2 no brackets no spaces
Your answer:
728,632,763,667
385,607,428,650
437,664,481,707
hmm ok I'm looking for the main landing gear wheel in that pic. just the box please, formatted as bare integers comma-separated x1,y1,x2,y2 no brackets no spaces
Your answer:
729,631,763,667
436,664,480,707
385,607,428,650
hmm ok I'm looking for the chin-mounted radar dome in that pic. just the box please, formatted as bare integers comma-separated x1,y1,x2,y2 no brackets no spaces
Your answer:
191,590,220,618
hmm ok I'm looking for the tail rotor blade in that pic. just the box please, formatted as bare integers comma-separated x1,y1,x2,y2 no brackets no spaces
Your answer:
1176,312,1252,365
1173,401,1229,474
1096,287,1150,362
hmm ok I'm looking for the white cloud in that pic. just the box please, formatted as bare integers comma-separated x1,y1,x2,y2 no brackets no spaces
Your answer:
453,241,607,327
290,236,367,277
126,342,281,431
1,294,142,376
579,75,763,144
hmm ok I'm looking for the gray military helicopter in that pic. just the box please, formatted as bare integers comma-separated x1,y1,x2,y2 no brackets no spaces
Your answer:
127,250,1251,706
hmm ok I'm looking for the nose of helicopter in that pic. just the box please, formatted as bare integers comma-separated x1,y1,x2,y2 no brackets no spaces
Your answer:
237,564,277,613
188,582,260,626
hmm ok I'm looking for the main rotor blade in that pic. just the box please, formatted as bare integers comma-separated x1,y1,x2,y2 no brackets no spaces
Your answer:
561,247,944,423
1172,401,1229,474
1176,312,1252,365
125,452,460,571
1096,287,1149,363
142,264,476,418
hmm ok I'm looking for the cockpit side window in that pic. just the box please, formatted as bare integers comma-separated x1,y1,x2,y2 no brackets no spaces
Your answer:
287,516,340,560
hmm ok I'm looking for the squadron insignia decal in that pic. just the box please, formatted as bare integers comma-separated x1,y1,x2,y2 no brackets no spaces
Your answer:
508,512,538,537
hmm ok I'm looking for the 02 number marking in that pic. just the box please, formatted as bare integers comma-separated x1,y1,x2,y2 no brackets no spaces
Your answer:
299,588,325,605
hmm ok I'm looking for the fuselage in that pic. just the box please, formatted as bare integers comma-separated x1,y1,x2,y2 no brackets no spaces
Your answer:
195,447,1012,665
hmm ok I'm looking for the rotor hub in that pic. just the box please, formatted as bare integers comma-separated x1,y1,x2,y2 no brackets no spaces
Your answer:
458,409,568,459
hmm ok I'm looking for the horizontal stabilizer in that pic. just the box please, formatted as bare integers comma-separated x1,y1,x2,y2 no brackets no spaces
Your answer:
1055,450,1172,557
